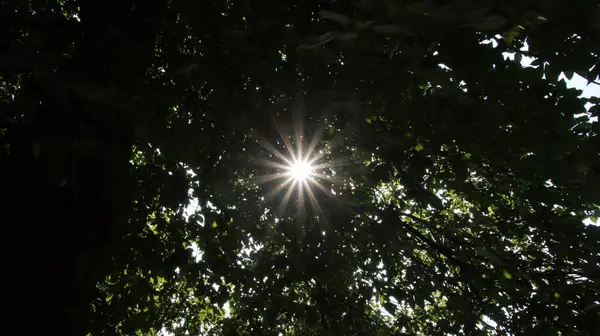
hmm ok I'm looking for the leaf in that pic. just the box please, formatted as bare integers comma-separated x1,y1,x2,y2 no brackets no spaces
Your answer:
539,0,559,12
389,40,402,59
406,0,435,14
588,64,600,84
320,10,352,26
337,32,358,41
414,143,424,152
515,52,523,64
473,15,507,31
299,32,337,49
32,142,41,158
530,58,543,67
502,270,512,279
502,25,522,45
354,20,374,30
372,24,404,35
563,71,575,81
576,164,589,174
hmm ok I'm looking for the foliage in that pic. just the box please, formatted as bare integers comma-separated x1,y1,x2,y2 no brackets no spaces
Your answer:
1,0,599,335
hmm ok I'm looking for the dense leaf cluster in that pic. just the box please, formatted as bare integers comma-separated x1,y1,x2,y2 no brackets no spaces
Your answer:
1,0,599,335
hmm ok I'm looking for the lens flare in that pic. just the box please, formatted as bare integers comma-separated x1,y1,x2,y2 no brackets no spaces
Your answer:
254,115,346,224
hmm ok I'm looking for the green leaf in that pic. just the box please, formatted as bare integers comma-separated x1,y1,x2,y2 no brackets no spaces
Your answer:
563,71,575,81
515,52,523,64
32,142,41,158
337,32,358,41
320,10,352,26
389,40,402,59
502,270,512,279
502,25,521,44
414,143,425,152
354,20,374,30
372,24,404,35
473,15,507,31
406,1,435,14
299,32,337,49
576,164,589,174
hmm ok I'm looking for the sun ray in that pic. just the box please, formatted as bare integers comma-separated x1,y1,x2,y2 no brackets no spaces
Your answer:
306,127,322,154
308,172,343,185
253,116,348,220
309,179,338,199
304,127,324,163
273,121,298,163
312,155,355,170
297,180,306,215
282,134,298,163
255,136,295,166
256,172,288,184
264,176,295,203
293,109,304,163
304,181,326,223
277,179,298,216
255,158,293,171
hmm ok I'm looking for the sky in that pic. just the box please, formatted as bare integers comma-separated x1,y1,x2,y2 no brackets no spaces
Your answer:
498,40,600,227
507,51,599,99
566,72,600,228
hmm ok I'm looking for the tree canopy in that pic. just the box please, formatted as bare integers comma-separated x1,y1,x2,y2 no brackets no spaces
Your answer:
1,0,599,335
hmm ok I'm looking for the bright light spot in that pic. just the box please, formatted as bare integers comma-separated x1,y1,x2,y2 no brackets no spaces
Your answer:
254,119,338,218
289,161,312,181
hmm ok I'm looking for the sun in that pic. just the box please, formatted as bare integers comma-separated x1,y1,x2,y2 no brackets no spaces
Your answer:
253,116,342,222
289,160,313,181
